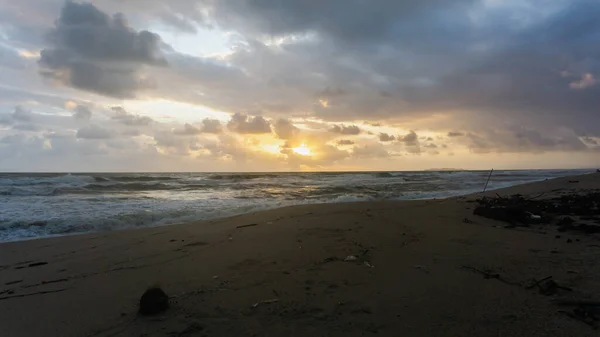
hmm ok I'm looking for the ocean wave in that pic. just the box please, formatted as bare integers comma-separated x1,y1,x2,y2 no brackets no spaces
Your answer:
0,182,223,196
97,175,180,182
0,169,581,241
206,173,282,180
0,186,62,196
374,172,407,178
0,174,96,186
83,183,177,191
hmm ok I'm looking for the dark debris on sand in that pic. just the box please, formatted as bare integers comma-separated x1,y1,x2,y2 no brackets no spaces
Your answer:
139,287,169,316
472,192,600,234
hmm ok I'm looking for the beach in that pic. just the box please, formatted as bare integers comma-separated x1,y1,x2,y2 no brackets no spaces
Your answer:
1,172,599,336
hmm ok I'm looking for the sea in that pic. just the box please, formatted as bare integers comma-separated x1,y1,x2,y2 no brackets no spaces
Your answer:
0,169,588,242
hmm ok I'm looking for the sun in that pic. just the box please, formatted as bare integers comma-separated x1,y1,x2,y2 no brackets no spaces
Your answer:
292,143,312,156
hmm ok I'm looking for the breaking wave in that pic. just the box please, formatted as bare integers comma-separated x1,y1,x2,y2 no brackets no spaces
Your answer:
0,169,585,241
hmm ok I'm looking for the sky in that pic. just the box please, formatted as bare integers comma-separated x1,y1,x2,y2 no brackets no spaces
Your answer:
0,0,599,172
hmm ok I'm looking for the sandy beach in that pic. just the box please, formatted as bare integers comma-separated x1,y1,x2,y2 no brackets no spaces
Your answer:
1,173,599,337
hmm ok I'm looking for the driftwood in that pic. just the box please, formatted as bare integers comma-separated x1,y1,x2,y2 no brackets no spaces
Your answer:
236,223,259,229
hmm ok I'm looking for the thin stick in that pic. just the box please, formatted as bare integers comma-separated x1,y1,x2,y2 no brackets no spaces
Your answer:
525,276,552,289
483,168,494,193
236,223,259,229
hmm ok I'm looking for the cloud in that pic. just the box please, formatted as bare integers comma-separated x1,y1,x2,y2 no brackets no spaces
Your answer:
399,130,420,154
201,118,223,134
173,123,202,135
0,106,36,126
582,136,599,146
38,1,166,98
2,0,600,171
12,124,40,132
352,143,389,158
12,106,33,122
173,119,223,135
337,139,355,145
73,105,92,120
464,127,589,154
0,44,29,70
76,124,113,139
227,113,271,134
330,124,360,135
153,131,203,156
379,133,396,142
570,73,597,90
399,130,418,144
111,106,153,126
204,0,472,44
273,118,299,139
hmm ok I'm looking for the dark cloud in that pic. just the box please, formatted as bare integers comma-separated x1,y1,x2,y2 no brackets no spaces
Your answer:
171,119,221,135
1,106,35,126
337,139,355,146
111,107,153,126
464,127,589,154
173,123,202,135
378,133,395,142
227,113,271,134
76,124,113,139
38,1,166,98
205,0,472,44
447,132,464,137
399,130,418,144
424,143,438,148
330,124,360,135
12,106,33,122
173,119,223,135
73,105,92,120
399,130,420,154
153,131,202,156
195,0,600,140
273,118,299,139
200,119,223,134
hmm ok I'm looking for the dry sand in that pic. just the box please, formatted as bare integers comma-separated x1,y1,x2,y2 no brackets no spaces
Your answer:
1,173,600,336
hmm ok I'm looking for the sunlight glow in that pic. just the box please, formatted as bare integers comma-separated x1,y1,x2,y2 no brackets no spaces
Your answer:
260,143,281,154
292,143,312,156
18,49,40,59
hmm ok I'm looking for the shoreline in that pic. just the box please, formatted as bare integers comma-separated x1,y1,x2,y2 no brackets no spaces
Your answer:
1,172,599,336
1,170,579,243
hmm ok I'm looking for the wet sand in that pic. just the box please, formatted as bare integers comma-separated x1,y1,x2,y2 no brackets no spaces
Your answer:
1,173,599,336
